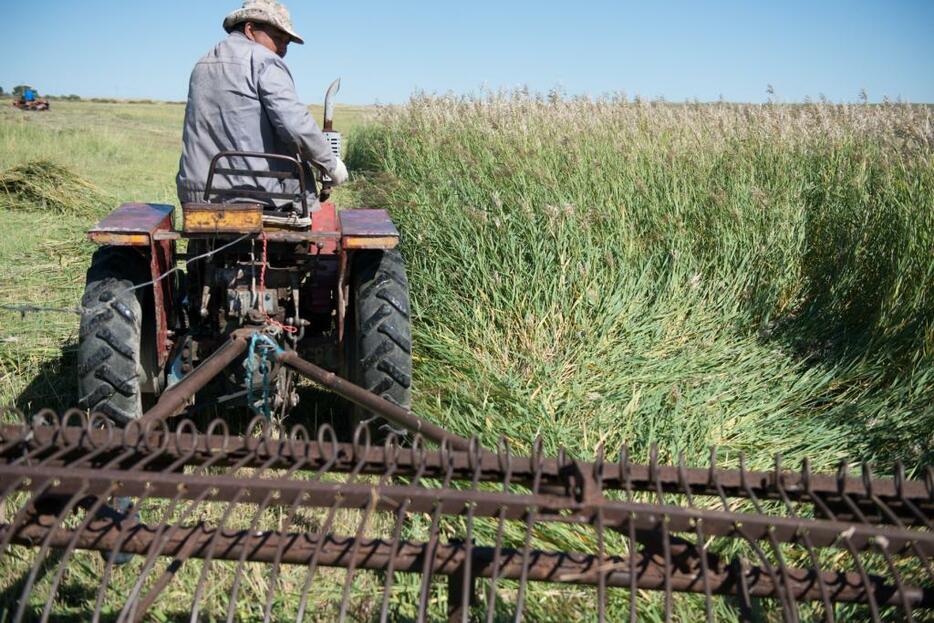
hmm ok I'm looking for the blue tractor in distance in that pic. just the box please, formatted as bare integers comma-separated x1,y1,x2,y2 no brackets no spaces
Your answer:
12,86,50,111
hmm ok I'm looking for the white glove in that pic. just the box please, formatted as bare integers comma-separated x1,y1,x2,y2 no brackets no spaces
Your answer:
329,158,349,186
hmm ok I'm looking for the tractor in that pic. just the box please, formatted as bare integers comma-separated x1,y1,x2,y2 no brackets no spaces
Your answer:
11,87,50,111
76,80,411,434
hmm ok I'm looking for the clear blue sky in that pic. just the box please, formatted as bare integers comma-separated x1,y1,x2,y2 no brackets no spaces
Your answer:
2,1,932,105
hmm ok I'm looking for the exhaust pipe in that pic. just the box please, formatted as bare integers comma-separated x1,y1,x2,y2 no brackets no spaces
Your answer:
323,78,341,132
320,78,342,194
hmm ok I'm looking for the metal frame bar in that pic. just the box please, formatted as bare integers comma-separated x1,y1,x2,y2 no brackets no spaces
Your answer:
0,414,930,622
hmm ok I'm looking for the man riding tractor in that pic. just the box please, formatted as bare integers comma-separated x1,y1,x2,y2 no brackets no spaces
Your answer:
177,0,348,212
78,0,412,432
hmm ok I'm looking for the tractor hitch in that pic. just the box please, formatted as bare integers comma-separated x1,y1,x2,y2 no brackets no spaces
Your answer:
140,329,469,450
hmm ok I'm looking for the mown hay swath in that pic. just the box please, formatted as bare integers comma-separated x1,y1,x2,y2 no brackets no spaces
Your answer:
0,160,106,216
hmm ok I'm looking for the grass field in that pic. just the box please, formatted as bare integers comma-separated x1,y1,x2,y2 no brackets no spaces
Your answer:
0,96,932,620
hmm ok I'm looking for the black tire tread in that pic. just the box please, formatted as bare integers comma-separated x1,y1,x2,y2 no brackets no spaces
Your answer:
77,247,147,425
351,249,413,417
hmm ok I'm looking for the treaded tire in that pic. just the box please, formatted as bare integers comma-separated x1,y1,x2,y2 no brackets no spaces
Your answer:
349,249,413,431
77,247,150,425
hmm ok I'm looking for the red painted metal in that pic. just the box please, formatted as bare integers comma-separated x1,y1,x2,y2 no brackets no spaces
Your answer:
306,202,342,319
88,203,177,370
150,232,175,369
312,201,341,254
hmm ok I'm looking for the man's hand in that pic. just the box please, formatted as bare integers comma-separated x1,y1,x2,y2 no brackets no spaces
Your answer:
330,158,349,186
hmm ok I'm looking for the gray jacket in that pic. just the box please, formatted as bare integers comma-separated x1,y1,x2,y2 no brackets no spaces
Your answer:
176,32,338,210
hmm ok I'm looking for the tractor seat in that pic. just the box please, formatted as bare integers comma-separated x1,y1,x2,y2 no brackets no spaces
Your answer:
197,151,317,232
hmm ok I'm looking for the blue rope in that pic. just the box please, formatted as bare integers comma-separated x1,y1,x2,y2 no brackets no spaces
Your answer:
246,333,284,418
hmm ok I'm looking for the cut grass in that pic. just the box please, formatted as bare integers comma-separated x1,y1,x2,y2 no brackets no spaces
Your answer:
0,160,109,216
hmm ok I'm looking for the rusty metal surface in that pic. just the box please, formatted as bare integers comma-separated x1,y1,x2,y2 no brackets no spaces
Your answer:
87,203,176,370
342,235,400,250
203,151,309,218
339,209,401,238
149,224,177,370
0,413,930,622
311,201,341,254
181,202,264,234
139,334,250,425
88,203,174,235
277,349,472,451
86,232,151,246
136,331,462,450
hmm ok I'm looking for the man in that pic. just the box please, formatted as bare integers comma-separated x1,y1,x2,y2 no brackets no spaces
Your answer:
176,0,347,215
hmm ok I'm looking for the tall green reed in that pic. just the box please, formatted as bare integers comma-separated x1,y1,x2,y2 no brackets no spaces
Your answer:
348,94,933,472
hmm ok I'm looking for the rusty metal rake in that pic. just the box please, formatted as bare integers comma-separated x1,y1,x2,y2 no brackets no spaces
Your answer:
0,411,931,622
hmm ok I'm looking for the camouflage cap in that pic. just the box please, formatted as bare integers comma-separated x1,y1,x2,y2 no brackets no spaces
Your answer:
223,0,304,45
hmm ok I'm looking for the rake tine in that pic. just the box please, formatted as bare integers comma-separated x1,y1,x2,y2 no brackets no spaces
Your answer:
222,420,296,623
188,419,281,620
843,542,882,621
337,429,398,623
261,425,314,623
620,445,637,623
451,435,484,623
92,418,173,623
485,436,514,623
39,487,119,623
892,461,933,530
119,420,220,622
40,424,147,623
294,423,371,623
738,453,798,623
772,456,835,623
140,431,269,620
379,434,426,623
677,452,713,623
735,526,796,622
415,439,456,623
875,539,914,622
187,418,238,621
861,462,934,582
802,460,882,622
707,446,731,512
512,436,545,623
0,412,84,561
648,444,674,623
593,445,607,623
733,557,756,623
0,419,89,568
14,415,121,618
833,462,881,621
13,484,89,623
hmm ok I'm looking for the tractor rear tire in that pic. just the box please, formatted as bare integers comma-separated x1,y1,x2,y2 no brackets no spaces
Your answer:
348,249,413,435
77,247,152,425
